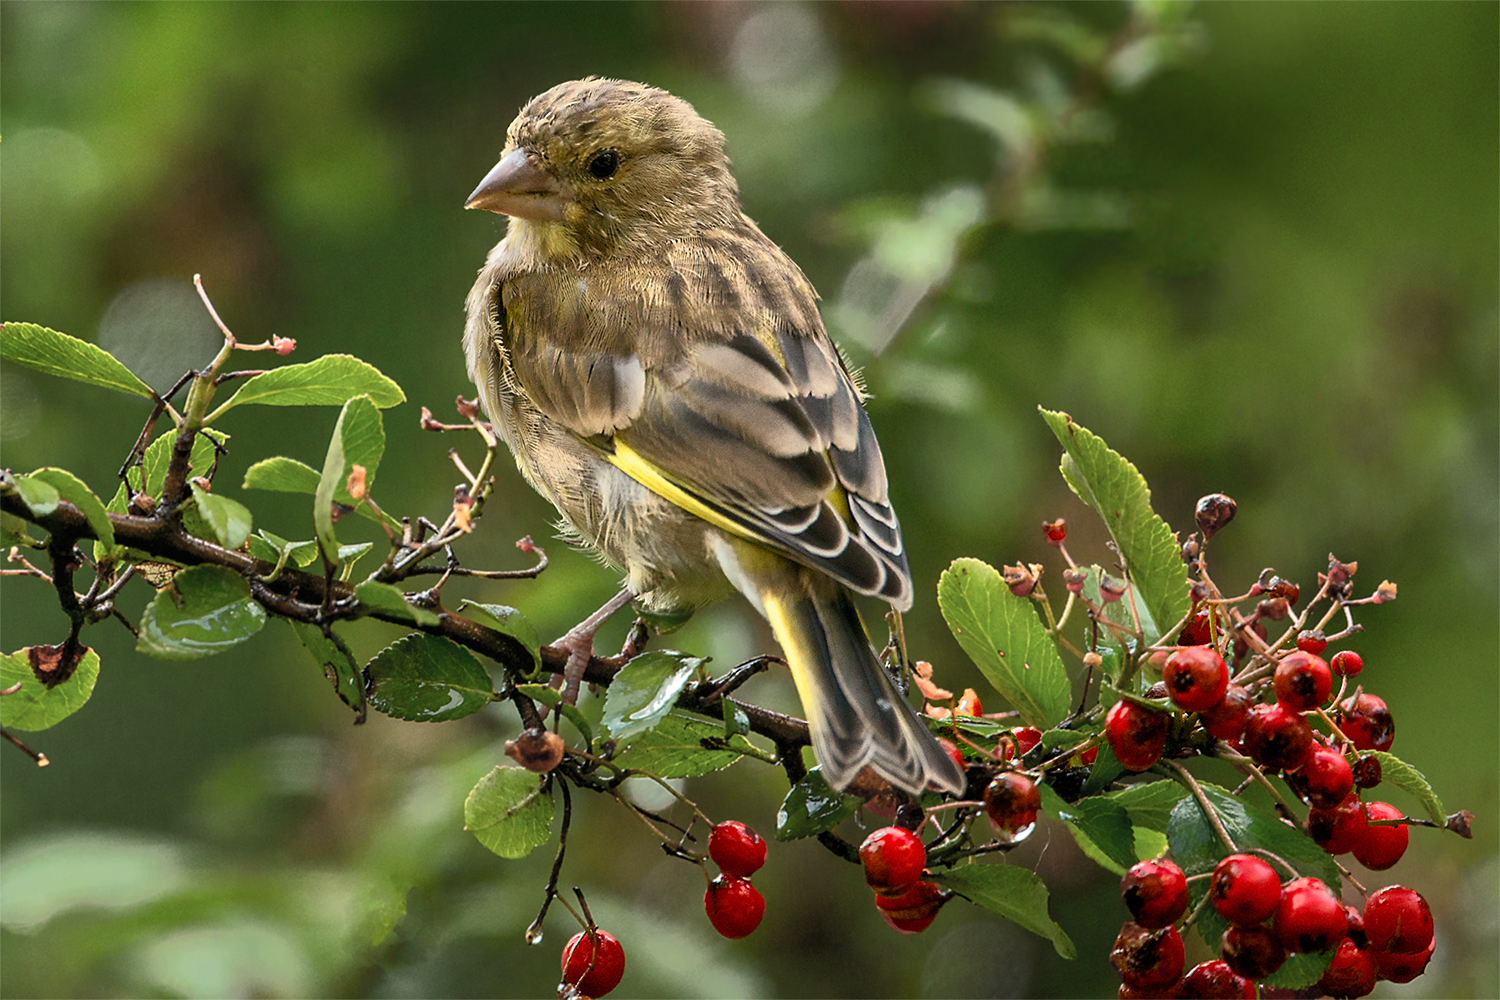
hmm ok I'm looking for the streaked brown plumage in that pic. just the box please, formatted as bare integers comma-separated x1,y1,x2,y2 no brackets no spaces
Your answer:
464,78,963,797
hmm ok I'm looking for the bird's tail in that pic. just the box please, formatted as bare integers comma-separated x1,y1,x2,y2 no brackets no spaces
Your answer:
751,564,966,798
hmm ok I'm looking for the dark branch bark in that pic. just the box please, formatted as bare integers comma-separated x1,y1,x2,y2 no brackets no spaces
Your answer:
1,491,813,752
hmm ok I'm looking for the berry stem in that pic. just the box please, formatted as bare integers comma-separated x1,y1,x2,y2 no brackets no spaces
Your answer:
1162,758,1239,855
525,778,572,945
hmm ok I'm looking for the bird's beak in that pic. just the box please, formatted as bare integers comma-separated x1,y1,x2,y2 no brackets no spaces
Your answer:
465,147,570,221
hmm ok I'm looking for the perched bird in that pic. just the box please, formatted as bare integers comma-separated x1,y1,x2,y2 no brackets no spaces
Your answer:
463,77,963,797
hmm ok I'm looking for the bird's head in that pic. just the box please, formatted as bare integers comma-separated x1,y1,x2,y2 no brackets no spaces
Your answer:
466,77,740,260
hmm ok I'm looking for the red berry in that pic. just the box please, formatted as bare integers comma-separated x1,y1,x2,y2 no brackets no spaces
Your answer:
1111,922,1186,992
1363,885,1433,954
708,821,766,878
984,772,1041,841
1330,649,1364,677
1351,802,1408,870
859,826,926,895
1339,692,1394,752
873,879,946,934
1298,745,1355,810
1012,726,1043,755
1209,853,1282,927
1043,518,1067,545
1318,937,1377,999
561,929,626,998
1375,936,1434,983
703,875,765,939
1274,877,1347,954
1199,685,1252,742
1242,702,1314,772
1308,793,1370,856
1179,959,1256,999
1368,881,1434,953
1106,700,1171,772
936,737,966,774
1179,606,1215,646
1274,651,1333,711
1163,647,1230,713
1121,858,1189,930
1219,923,1286,980
1295,630,1328,655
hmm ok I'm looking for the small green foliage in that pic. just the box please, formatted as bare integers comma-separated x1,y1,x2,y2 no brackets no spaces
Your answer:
0,322,155,398
136,565,267,660
0,646,101,731
600,650,705,740
463,766,554,859
365,634,494,722
937,557,1071,728
775,767,859,841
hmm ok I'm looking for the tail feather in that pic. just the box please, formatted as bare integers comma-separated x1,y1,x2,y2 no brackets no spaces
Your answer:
761,576,965,798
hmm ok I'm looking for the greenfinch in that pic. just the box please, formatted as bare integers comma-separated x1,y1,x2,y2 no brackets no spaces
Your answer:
464,77,963,797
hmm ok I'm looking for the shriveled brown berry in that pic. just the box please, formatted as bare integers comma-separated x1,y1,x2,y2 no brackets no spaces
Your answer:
506,729,566,773
1220,923,1285,980
1194,493,1237,539
1351,755,1383,790
1112,922,1186,992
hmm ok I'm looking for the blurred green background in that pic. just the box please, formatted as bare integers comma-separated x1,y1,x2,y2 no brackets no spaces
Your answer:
2,2,1495,997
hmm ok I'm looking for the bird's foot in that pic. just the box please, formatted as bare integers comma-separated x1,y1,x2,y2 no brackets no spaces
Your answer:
553,587,634,706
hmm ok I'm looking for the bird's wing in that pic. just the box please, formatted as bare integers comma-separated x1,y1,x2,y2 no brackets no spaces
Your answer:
497,232,913,609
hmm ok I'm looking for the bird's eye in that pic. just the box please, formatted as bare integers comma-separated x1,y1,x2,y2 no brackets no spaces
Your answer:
587,148,620,180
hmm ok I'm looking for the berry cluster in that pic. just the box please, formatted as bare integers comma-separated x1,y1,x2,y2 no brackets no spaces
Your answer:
859,825,947,934
1112,854,1434,997
704,820,767,939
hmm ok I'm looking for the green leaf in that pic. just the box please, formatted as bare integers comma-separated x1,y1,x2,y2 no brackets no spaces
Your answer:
1081,740,1129,796
0,647,101,731
9,474,59,516
1038,784,1137,875
353,581,441,627
930,865,1077,959
1039,409,1190,641
209,354,405,415
136,565,266,660
458,601,542,671
313,402,352,562
776,767,859,841
188,483,252,550
1366,750,1445,824
0,322,153,398
1,511,43,549
26,468,115,550
610,712,755,778
600,650,704,740
1107,779,1190,834
937,558,1071,728
248,531,318,570
242,456,321,494
1262,948,1336,990
336,394,387,495
366,633,494,722
287,620,362,713
464,765,554,859
133,428,230,498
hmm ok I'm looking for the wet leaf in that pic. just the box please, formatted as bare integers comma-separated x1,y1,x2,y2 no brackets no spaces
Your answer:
776,767,859,841
136,565,266,660
600,650,704,741
366,633,494,722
